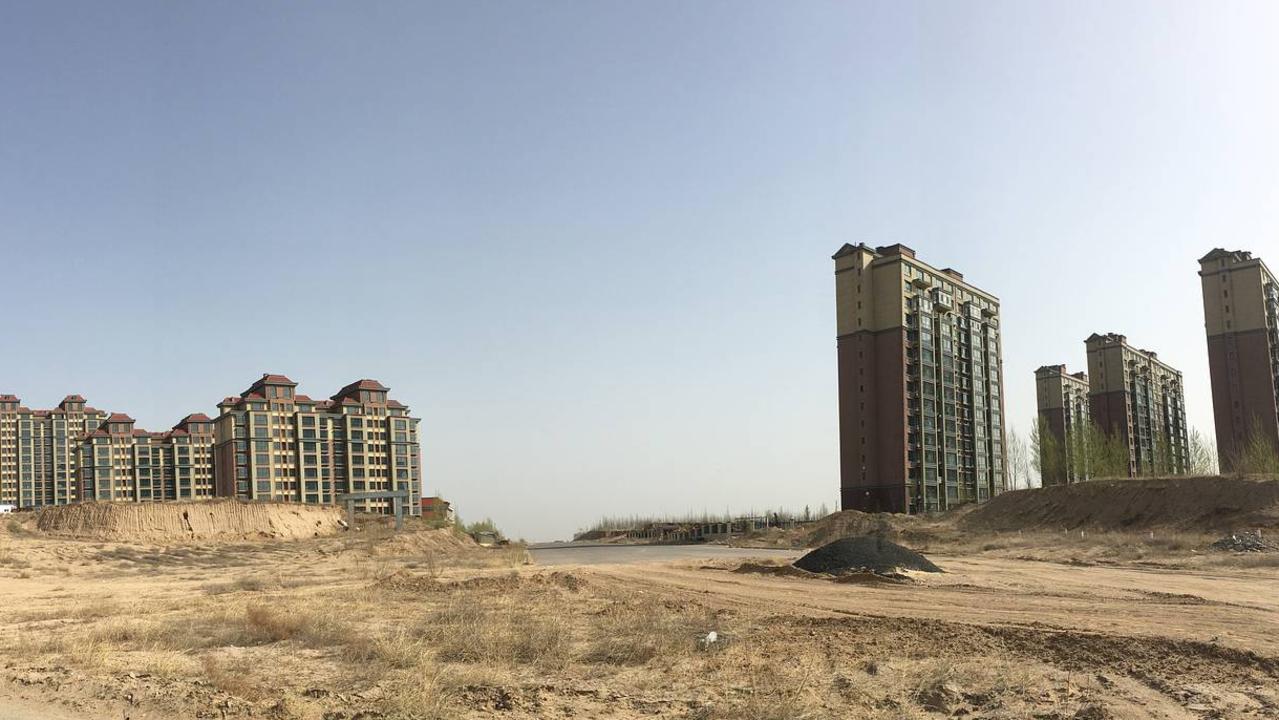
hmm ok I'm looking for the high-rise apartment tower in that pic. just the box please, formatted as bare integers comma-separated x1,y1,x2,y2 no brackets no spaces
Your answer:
1199,249,1279,470
833,243,1007,514
1033,365,1090,485
1084,333,1189,476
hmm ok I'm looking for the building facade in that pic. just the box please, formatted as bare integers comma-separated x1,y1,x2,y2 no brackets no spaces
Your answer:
78,413,217,503
1084,333,1189,476
213,375,422,515
0,395,108,507
834,243,1007,515
1,375,420,514
1033,365,1090,485
1199,249,1279,471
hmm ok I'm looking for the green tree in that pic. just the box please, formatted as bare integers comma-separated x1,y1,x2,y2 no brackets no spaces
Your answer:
1031,416,1067,485
1233,420,1279,475
1188,428,1218,476
1081,420,1129,479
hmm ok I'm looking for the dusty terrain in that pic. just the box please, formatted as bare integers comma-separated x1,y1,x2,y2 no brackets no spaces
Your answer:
36,499,348,542
1,481,1278,720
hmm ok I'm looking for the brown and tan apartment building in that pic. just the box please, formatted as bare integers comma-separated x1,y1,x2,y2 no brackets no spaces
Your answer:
1084,333,1189,476
212,375,422,515
1199,249,1279,470
1,395,108,507
1033,365,1091,485
1,375,421,515
833,243,1007,515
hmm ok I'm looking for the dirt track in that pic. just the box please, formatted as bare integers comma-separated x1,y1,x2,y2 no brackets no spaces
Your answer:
582,554,1279,656
4,516,1279,719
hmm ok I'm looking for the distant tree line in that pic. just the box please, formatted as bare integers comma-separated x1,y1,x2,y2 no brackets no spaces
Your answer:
1012,417,1225,488
1014,411,1279,486
578,504,831,535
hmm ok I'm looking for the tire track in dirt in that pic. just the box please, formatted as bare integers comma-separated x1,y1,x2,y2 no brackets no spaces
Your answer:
583,562,1279,714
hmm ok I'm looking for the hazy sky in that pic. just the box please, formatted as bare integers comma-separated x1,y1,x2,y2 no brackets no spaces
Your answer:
3,1,1277,540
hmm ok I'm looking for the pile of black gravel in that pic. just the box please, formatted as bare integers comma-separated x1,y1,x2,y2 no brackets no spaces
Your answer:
793,536,942,575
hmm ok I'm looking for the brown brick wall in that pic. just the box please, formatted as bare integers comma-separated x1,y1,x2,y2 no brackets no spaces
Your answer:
1207,329,1279,470
838,328,907,513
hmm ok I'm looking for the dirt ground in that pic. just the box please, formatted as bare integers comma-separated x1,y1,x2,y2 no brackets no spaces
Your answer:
2,511,1279,719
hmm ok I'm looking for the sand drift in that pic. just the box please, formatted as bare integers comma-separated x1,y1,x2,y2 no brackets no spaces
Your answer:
36,500,347,542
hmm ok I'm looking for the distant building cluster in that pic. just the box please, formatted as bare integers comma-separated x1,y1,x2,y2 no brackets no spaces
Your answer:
1035,333,1189,485
834,244,1279,516
0,374,422,515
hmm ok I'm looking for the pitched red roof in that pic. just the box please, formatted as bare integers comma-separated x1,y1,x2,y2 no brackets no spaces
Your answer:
294,394,314,403
332,379,389,401
62,394,86,402
244,373,297,395
108,412,135,423
386,399,406,408
0,394,19,402
172,413,212,431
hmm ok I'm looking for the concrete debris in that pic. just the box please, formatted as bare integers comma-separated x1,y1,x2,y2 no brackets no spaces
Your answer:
1210,530,1278,553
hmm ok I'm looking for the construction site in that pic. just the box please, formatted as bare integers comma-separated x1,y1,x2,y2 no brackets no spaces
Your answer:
0,475,1276,720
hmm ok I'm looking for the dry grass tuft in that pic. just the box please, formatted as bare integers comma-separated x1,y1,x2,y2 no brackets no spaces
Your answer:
201,654,269,701
581,601,709,665
425,593,573,669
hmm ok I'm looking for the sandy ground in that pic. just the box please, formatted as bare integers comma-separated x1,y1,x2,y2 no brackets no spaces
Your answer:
2,522,1278,719
529,542,799,565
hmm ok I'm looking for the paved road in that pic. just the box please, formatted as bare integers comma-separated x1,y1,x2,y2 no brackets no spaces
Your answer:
528,542,800,566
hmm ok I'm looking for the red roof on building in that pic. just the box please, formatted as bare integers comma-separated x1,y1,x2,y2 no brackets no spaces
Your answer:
0,394,18,402
173,413,212,431
62,394,86,402
386,399,406,408
108,412,135,423
332,379,389,400
294,394,314,402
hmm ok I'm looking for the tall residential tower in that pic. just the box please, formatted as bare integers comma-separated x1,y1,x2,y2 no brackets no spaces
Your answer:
833,243,1006,514
1084,333,1189,476
1199,249,1279,470
1033,365,1090,485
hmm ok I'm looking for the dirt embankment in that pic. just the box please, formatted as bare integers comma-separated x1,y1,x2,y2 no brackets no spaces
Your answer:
960,475,1279,533
36,500,346,542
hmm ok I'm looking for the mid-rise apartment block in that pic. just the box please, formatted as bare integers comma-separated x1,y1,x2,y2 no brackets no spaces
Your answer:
0,395,108,507
834,243,1007,515
79,413,215,502
213,375,421,515
1199,249,1279,470
0,374,421,515
1085,333,1189,476
1033,365,1090,485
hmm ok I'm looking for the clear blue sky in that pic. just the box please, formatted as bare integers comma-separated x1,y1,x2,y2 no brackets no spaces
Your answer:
2,1,1277,540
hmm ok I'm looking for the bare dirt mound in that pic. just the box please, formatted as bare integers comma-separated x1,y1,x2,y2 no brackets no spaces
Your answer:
36,500,345,542
794,536,942,575
365,527,478,556
961,475,1279,533
802,507,963,547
